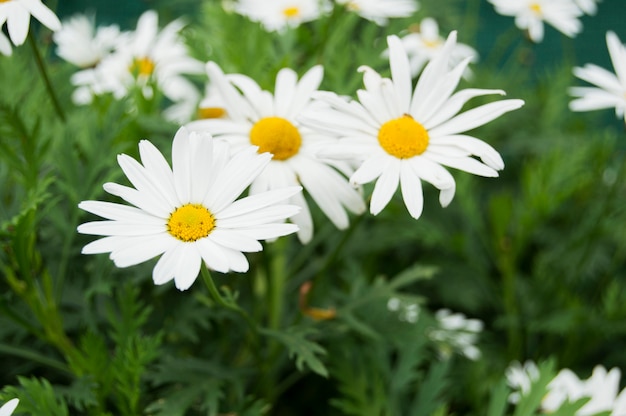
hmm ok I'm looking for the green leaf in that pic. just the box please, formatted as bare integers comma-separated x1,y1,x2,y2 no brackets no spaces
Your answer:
259,327,328,378
486,379,511,416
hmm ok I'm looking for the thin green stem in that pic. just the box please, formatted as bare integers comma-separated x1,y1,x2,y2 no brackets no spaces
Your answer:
0,343,71,375
28,32,66,122
268,238,287,330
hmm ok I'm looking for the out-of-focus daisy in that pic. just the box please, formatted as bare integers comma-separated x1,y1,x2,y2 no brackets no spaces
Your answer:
234,0,330,32
393,17,478,78
429,309,483,360
507,362,626,415
337,0,419,26
386,297,420,323
488,0,583,43
506,360,541,404
574,0,600,15
0,399,19,416
54,14,126,68
302,33,523,219
570,31,626,123
187,63,365,244
197,83,228,120
77,127,301,291
71,10,202,107
0,30,11,55
0,0,60,45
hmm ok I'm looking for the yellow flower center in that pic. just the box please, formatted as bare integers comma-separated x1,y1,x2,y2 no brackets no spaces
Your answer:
249,117,302,161
167,204,215,242
530,3,542,15
346,1,360,11
197,107,226,119
378,115,430,159
130,57,155,77
283,6,300,17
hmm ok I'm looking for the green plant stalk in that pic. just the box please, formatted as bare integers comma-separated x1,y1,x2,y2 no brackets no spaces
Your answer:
268,237,288,330
28,32,66,122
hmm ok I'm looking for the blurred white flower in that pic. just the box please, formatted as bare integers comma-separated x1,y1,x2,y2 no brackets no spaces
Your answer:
488,0,583,43
386,297,420,323
0,399,19,416
506,360,540,404
71,10,202,107
54,14,127,68
0,30,11,55
234,0,330,32
393,17,478,78
302,33,522,219
570,31,626,123
573,0,600,15
78,127,301,291
337,0,419,25
0,0,60,46
186,63,365,244
430,309,483,360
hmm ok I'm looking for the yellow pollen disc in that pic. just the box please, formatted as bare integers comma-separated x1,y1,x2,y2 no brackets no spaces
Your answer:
130,57,155,77
346,1,360,11
530,3,542,14
283,6,300,17
249,117,302,161
167,204,215,242
197,107,226,119
378,115,430,159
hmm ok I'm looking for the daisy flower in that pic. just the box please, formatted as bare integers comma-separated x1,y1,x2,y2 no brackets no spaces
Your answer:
71,10,202,106
0,0,60,46
570,31,626,123
506,360,541,404
186,63,365,244
53,14,126,68
234,0,330,32
0,399,19,416
337,0,419,26
488,0,583,43
393,17,478,78
77,127,301,291
302,33,523,219
0,30,11,56
429,309,483,360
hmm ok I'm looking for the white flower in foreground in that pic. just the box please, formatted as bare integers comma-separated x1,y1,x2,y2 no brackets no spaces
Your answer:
71,10,202,106
302,33,523,219
337,0,419,25
77,127,301,291
54,14,126,68
570,31,626,123
488,0,583,43
507,362,626,415
234,0,330,32
0,0,60,45
506,360,540,404
429,309,483,360
394,17,478,78
0,30,11,56
186,63,365,244
574,0,600,15
0,399,19,416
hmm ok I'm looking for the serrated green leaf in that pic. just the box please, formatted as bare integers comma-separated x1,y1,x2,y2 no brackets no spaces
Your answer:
260,327,328,378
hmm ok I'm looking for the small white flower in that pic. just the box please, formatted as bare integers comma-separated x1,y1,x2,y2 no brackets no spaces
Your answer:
71,10,202,106
570,31,626,123
506,360,540,404
337,0,419,25
54,14,127,68
186,63,366,244
488,0,583,43
302,33,523,219
234,0,330,32
78,127,301,291
394,17,478,78
0,0,61,46
0,399,19,416
0,30,11,55
430,309,483,360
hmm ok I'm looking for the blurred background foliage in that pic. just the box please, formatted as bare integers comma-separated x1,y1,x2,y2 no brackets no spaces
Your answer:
1,0,626,415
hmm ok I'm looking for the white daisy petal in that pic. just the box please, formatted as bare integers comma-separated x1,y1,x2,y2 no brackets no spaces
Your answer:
400,162,424,219
110,235,176,268
209,230,263,252
173,244,202,291
370,160,401,215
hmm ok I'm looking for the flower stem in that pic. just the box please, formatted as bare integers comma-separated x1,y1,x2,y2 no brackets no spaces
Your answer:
28,32,66,122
